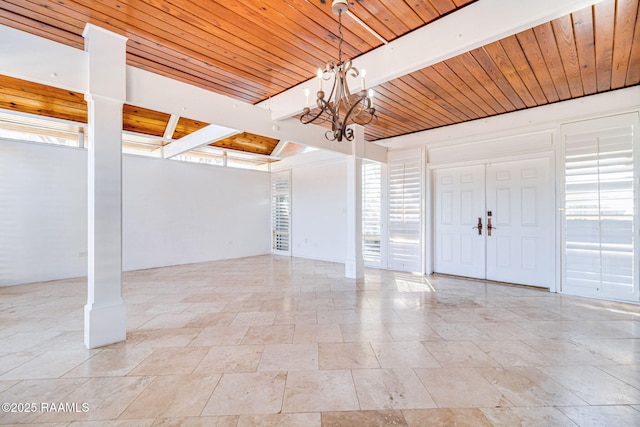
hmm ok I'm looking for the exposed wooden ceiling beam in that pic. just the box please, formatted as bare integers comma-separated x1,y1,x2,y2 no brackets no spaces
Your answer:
259,0,607,122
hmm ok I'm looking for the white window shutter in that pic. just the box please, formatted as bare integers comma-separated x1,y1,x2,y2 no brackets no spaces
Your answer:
362,161,382,267
271,171,291,254
388,151,423,273
563,114,637,301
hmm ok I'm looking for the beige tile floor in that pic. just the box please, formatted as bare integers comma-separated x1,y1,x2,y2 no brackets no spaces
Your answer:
1,255,639,426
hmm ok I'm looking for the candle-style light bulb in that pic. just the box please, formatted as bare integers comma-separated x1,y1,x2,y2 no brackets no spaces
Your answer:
304,88,310,108
368,89,374,108
361,69,366,91
317,68,323,91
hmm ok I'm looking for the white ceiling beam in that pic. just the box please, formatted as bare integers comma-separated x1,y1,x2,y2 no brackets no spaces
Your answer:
258,0,606,121
270,140,289,158
0,24,87,93
163,114,180,139
162,123,239,158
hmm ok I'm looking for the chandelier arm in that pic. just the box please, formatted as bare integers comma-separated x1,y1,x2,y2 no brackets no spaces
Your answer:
300,97,338,125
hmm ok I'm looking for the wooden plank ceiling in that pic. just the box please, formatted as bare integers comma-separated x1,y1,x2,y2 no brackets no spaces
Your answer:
0,0,638,153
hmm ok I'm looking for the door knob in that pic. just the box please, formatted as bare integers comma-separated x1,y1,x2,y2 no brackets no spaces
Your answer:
472,217,483,235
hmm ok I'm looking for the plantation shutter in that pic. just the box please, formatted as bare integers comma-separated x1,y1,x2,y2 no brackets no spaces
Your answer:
388,151,423,272
563,114,637,301
362,161,382,267
271,171,291,254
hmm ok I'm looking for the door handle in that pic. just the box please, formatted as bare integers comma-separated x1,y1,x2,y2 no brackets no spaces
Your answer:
472,217,483,235
487,217,497,236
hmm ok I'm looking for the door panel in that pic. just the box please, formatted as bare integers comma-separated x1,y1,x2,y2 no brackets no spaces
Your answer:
434,165,485,279
485,159,552,287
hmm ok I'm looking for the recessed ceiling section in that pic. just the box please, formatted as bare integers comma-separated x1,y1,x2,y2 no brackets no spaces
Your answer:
210,132,280,157
122,105,171,137
172,116,210,140
0,74,87,123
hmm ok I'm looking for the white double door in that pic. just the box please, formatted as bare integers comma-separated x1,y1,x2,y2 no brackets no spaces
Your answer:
434,158,553,287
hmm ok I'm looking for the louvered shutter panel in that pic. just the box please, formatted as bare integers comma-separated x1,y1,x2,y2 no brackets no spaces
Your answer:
563,117,637,300
362,161,382,267
388,153,422,272
272,172,290,253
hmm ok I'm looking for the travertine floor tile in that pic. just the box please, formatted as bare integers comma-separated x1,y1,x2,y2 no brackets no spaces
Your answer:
481,407,576,426
190,326,249,346
370,341,440,368
0,377,87,424
339,323,394,342
1,350,94,380
128,347,209,376
194,345,263,374
258,343,318,371
237,412,321,427
71,420,155,426
35,376,154,422
201,371,287,416
321,410,407,426
474,340,556,367
151,416,238,427
230,311,276,327
414,367,509,408
119,374,220,419
64,347,154,377
596,363,640,389
422,341,500,368
476,366,587,406
403,408,493,427
539,365,640,405
318,342,380,370
281,370,359,412
274,310,317,325
558,405,640,427
352,368,437,410
292,324,343,343
240,325,294,345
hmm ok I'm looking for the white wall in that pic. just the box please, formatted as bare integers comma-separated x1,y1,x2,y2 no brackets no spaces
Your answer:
122,155,270,271
0,140,88,286
0,139,271,286
290,158,347,263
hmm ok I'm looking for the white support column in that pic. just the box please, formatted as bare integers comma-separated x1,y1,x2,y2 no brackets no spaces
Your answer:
345,126,365,279
83,24,127,349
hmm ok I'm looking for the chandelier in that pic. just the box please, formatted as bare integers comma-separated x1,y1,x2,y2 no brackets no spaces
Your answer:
300,0,376,142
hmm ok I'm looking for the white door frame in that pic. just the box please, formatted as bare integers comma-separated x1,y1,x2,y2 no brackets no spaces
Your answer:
426,151,557,292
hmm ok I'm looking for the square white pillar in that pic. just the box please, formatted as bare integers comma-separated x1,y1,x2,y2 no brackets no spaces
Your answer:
83,24,127,349
345,129,366,279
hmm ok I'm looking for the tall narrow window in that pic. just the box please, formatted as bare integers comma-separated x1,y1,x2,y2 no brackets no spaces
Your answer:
388,152,423,273
563,114,637,301
271,171,291,254
362,161,382,267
